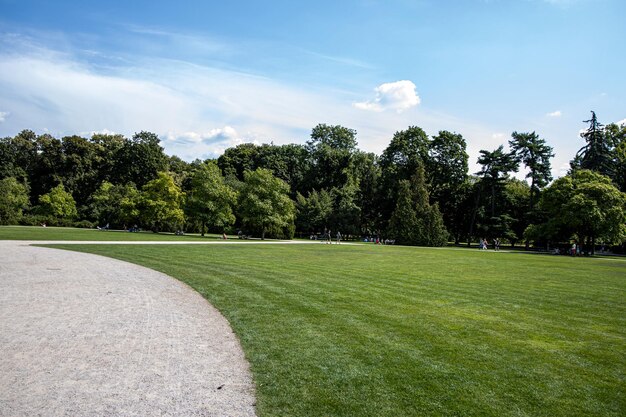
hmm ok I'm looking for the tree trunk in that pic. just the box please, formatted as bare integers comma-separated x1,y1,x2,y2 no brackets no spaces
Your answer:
262,228,266,240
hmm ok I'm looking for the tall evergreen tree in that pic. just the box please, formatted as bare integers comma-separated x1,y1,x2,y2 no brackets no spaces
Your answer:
388,163,448,246
573,111,614,177
388,180,418,245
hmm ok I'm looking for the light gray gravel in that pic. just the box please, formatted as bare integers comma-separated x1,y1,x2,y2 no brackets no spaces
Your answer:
0,241,256,417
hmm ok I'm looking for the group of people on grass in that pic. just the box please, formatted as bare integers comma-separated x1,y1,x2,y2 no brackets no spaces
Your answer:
479,237,500,251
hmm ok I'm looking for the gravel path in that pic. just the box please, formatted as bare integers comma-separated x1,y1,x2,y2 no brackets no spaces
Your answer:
0,241,256,417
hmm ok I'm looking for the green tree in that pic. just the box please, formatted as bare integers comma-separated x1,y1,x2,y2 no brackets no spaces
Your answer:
388,163,448,246
329,177,362,236
305,124,357,191
428,130,469,243
0,177,30,224
139,172,185,232
60,135,103,210
387,180,418,245
38,183,77,219
532,170,626,253
217,143,260,181
379,126,431,224
88,181,140,228
238,168,295,239
114,131,168,188
349,151,381,235
186,162,237,235
572,111,614,177
295,189,333,234
604,122,626,192
509,131,553,211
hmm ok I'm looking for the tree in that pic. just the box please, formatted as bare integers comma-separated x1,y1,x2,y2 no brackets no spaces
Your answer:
387,180,418,245
0,177,30,224
295,189,333,234
329,176,362,236
379,126,431,225
604,122,626,192
509,131,553,211
238,168,295,239
113,131,168,188
305,124,358,191
573,111,614,177
388,163,448,246
60,135,102,210
139,172,185,232
38,183,77,219
428,131,469,243
476,145,519,217
217,143,260,181
349,151,381,235
186,162,237,235
256,143,310,197
88,181,140,228
531,170,626,253
471,146,519,242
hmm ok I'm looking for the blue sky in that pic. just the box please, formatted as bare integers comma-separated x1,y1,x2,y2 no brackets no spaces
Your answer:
0,0,624,178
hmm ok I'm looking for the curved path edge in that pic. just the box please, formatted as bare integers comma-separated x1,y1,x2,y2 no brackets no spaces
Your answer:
0,241,256,417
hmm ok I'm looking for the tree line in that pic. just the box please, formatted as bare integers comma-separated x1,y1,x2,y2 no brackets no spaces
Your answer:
1,112,625,251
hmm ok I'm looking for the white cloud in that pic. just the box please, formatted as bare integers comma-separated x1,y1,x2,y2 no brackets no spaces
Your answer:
164,126,250,159
354,80,420,113
0,39,586,182
0,111,8,122
615,118,626,126
546,110,562,117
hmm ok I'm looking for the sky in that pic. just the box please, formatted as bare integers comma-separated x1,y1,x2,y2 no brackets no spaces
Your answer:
0,0,624,179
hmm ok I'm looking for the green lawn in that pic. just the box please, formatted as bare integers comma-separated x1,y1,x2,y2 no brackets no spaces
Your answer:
0,225,230,241
40,241,625,417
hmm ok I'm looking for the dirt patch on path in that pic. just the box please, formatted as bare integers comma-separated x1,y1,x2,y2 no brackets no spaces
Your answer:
0,241,256,416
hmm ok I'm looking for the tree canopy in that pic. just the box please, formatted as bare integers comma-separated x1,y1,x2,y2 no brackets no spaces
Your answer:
1,113,624,251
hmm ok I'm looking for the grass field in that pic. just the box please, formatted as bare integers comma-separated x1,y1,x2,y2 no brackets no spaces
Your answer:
0,225,230,241
38,239,625,417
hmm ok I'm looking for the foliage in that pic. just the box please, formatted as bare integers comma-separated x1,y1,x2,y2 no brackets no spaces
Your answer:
573,111,614,177
37,183,77,219
217,143,260,180
604,121,626,191
186,161,237,235
139,172,185,232
238,168,295,239
295,189,333,234
305,124,358,191
388,163,448,246
0,177,30,224
530,170,626,249
473,145,519,239
113,131,168,188
387,180,418,244
509,131,553,211
428,131,469,242
88,181,140,228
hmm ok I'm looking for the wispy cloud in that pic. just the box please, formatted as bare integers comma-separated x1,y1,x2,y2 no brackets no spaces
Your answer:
546,110,562,117
303,50,373,69
0,31,580,181
354,80,420,113
0,111,8,122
